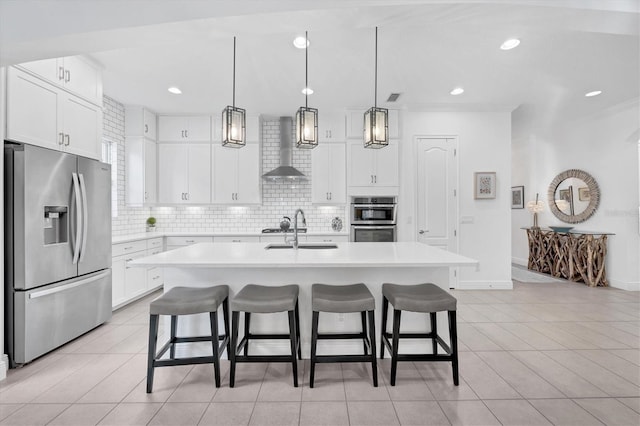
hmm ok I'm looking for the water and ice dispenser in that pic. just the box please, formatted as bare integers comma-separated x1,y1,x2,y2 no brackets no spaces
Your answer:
43,206,68,245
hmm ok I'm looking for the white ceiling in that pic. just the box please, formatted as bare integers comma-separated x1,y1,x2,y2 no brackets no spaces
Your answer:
1,0,639,129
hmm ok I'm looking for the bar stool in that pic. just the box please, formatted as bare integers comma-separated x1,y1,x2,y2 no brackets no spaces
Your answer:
380,283,458,386
229,284,301,387
146,285,230,392
310,283,377,387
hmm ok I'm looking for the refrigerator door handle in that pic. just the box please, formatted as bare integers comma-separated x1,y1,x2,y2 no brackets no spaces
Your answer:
78,173,89,262
71,172,83,264
29,270,111,299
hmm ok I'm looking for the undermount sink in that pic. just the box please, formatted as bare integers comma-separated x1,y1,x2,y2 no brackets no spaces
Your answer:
264,243,338,250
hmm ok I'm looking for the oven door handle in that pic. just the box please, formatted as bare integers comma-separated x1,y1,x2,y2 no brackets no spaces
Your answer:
352,204,397,208
351,225,396,229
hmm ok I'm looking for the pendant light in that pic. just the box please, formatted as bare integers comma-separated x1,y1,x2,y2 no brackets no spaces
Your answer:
222,36,246,148
364,26,388,149
296,31,318,149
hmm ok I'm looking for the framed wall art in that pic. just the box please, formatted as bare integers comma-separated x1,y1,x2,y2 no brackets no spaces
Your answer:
474,172,496,199
511,186,524,209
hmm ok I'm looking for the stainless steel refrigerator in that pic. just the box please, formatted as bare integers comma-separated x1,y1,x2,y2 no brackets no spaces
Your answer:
4,143,112,365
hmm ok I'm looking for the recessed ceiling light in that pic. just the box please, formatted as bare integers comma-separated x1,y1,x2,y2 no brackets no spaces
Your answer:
585,90,602,97
450,87,464,95
293,36,309,49
302,87,314,95
167,87,182,94
500,38,520,50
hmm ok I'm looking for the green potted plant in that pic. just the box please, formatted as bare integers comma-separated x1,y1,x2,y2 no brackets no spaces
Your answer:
146,217,157,232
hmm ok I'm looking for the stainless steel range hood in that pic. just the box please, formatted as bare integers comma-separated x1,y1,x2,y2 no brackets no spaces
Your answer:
262,116,307,182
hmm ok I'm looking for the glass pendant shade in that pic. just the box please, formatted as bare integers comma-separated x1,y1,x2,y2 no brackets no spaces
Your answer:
222,105,246,148
296,106,318,149
364,106,388,148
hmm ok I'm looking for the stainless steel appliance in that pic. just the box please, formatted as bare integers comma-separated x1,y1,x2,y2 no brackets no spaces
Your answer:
350,196,397,242
4,143,112,365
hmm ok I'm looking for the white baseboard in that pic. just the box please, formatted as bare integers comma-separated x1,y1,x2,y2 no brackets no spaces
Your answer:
0,354,8,381
608,279,640,291
511,257,528,267
457,280,513,290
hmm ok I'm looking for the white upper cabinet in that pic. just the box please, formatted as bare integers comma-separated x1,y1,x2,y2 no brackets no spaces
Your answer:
348,140,399,189
18,56,103,105
6,67,102,160
125,136,157,206
346,109,400,139
158,115,211,142
158,144,211,204
311,143,346,204
212,143,261,204
125,106,157,140
318,112,345,142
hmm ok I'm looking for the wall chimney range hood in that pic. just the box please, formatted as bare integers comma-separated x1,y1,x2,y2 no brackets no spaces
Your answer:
262,116,308,182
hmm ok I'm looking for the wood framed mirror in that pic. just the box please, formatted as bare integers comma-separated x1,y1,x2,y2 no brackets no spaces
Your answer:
547,169,600,223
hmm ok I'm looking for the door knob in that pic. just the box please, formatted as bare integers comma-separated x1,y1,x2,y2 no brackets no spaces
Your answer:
419,230,429,234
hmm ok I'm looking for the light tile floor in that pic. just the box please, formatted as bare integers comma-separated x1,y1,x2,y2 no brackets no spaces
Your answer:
1,275,639,425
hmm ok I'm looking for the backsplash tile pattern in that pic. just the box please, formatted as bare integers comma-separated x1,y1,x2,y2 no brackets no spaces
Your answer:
107,95,347,235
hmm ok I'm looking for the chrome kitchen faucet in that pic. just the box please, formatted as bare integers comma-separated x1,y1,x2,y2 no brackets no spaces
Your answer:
286,209,306,249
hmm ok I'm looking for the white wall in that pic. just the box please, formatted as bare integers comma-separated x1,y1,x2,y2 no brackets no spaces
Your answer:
399,111,513,289
512,100,640,290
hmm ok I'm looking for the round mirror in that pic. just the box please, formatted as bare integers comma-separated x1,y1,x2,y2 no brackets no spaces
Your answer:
548,169,600,223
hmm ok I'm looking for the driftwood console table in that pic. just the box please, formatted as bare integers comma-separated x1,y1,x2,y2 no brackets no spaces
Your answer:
524,228,612,287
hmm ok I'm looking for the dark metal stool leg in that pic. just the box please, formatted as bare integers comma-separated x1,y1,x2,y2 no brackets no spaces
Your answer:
295,301,302,360
146,314,159,393
360,311,368,355
390,309,402,386
169,315,178,359
243,312,251,356
209,312,221,387
368,310,378,387
288,309,299,387
380,296,388,359
310,310,319,388
222,297,231,357
430,312,438,355
230,311,240,388
448,310,459,386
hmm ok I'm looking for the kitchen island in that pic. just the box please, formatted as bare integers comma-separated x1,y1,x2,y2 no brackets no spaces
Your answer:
131,242,477,357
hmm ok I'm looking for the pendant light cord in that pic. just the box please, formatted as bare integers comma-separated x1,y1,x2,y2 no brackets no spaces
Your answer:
305,30,308,109
374,26,378,109
232,36,236,108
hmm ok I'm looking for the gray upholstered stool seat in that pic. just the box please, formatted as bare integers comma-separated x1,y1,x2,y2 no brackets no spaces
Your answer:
310,283,377,388
381,282,458,387
147,285,230,393
230,284,301,388
151,286,229,316
382,283,456,313
231,284,298,313
312,283,375,313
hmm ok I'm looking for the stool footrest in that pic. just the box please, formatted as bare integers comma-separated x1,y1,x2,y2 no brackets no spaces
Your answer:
317,332,367,340
313,354,373,363
154,355,221,367
392,354,455,362
233,355,297,363
382,334,451,354
382,332,435,339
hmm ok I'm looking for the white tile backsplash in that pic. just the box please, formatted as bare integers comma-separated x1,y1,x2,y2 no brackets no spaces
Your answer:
107,96,347,235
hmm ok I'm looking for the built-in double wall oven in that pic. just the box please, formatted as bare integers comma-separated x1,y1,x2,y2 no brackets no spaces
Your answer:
350,196,397,242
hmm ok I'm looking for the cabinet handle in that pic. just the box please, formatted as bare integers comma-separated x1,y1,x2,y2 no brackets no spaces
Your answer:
181,130,184,138
152,275,160,280
374,175,377,184
65,70,70,83
123,246,134,250
232,239,241,243
186,240,195,243
58,67,65,80
181,192,184,200
58,132,64,145
185,129,188,138
64,134,70,146
144,124,148,134
186,192,189,200
329,192,332,200
144,191,148,200
370,175,374,184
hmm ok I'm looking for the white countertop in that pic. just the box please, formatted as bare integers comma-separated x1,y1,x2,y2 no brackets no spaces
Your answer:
112,231,349,245
129,242,478,269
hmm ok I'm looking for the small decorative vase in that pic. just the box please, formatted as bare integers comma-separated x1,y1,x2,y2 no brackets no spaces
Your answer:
146,225,156,232
331,217,343,232
532,212,539,229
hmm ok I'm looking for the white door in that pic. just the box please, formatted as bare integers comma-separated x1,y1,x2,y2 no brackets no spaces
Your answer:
416,137,459,287
373,141,399,186
311,144,331,202
61,94,101,160
62,56,102,103
158,116,188,141
237,143,261,203
327,144,346,203
186,144,211,203
212,145,237,203
144,140,157,203
349,142,375,186
158,144,188,203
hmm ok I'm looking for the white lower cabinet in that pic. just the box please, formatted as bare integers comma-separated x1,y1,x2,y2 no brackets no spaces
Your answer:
306,235,349,243
112,237,165,309
165,236,213,252
259,235,307,243
215,236,260,243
